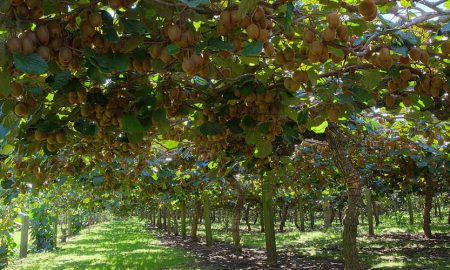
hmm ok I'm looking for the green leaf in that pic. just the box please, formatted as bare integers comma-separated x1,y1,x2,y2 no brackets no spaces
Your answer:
152,107,170,133
309,119,328,134
328,46,344,59
284,3,294,32
13,53,48,74
121,18,146,35
88,51,130,73
199,122,223,136
180,0,209,7
238,0,259,16
442,22,450,33
396,31,419,46
254,140,272,159
245,129,261,145
207,38,234,52
122,114,144,142
391,45,408,57
122,36,145,52
167,44,181,55
48,70,71,90
241,41,263,56
361,70,381,90
297,109,308,125
0,69,11,97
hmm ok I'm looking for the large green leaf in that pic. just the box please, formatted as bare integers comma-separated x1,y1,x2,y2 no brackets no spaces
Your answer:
180,0,210,7
13,53,48,75
254,140,272,159
0,69,11,96
199,122,223,136
241,42,263,56
238,0,259,16
121,18,146,35
88,51,130,73
122,114,144,142
152,108,170,133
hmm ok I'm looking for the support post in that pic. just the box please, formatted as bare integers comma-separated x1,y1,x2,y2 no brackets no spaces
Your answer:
19,214,29,258
262,173,277,265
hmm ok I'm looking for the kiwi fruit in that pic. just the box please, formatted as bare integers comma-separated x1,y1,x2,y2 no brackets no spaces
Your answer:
220,10,232,27
36,25,50,45
14,102,28,117
246,23,260,40
408,47,422,61
11,82,24,98
253,7,265,22
442,41,450,55
400,68,411,81
327,12,340,29
23,31,38,45
30,7,44,19
303,29,315,43
336,25,348,41
257,29,269,42
81,20,95,38
420,50,429,64
182,57,196,75
230,10,242,25
7,37,22,54
402,95,412,107
293,70,308,83
359,0,377,21
385,95,395,107
36,46,51,61
47,22,62,38
88,12,103,28
168,25,182,42
26,0,40,9
149,44,162,59
10,0,23,7
58,47,73,64
264,42,275,57
327,106,341,122
68,91,78,105
109,0,122,9
322,27,336,42
159,47,173,63
17,4,29,18
21,36,36,55
34,130,47,141
56,132,66,144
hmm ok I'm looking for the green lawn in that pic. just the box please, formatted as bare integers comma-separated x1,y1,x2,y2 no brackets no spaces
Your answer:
7,220,203,270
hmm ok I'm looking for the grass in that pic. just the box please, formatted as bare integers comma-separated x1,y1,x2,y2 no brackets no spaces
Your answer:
191,211,450,270
7,219,204,270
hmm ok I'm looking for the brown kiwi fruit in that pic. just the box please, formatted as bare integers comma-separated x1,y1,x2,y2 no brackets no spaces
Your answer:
420,50,429,64
400,69,411,81
293,70,308,84
58,47,73,64
408,47,422,61
14,102,28,117
220,10,232,27
385,95,395,107
322,27,336,42
182,57,196,75
327,106,341,122
109,0,122,9
402,95,412,107
257,29,269,42
336,25,348,41
442,41,450,55
246,23,260,40
359,0,377,21
253,6,265,22
11,82,24,98
81,20,95,38
34,130,47,141
149,44,162,59
10,0,23,7
327,12,340,29
36,25,50,45
264,42,275,57
23,31,38,45
30,7,44,19
26,0,40,9
230,10,241,25
47,22,62,38
7,37,22,54
56,132,66,144
168,25,182,42
17,4,30,18
159,47,173,63
21,37,36,55
88,12,103,28
303,29,315,43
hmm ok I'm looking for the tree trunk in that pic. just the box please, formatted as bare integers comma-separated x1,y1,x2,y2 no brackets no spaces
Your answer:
279,202,289,232
191,199,202,241
437,197,442,220
309,203,315,230
260,202,265,232
203,194,213,246
324,204,334,231
157,208,162,229
180,201,187,239
338,205,343,225
327,123,362,270
173,210,179,236
373,201,380,226
407,193,414,225
262,174,277,265
423,173,433,238
163,206,167,231
299,198,305,231
228,176,244,250
365,188,374,236
254,210,259,225
53,213,58,248
245,204,251,232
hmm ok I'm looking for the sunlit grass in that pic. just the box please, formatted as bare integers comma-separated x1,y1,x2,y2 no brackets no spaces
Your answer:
8,220,204,270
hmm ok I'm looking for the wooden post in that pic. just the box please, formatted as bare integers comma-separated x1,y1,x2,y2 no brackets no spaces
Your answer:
53,213,58,248
262,173,277,265
67,214,73,237
180,200,187,239
19,214,29,258
365,188,374,236
299,198,305,232
407,193,414,225
203,194,213,246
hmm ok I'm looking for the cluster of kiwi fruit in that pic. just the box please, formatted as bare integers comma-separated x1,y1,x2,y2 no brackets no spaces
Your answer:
163,87,187,117
7,0,43,20
414,74,448,98
307,40,330,63
166,23,196,49
326,105,342,122
8,82,38,118
33,129,67,152
275,48,296,70
442,41,450,55
283,70,309,92
68,88,87,105
359,0,377,21
244,6,273,43
387,68,411,94
182,53,210,76
368,47,393,69
80,91,129,128
231,88,281,122
322,13,348,42
131,57,152,75
408,47,429,64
